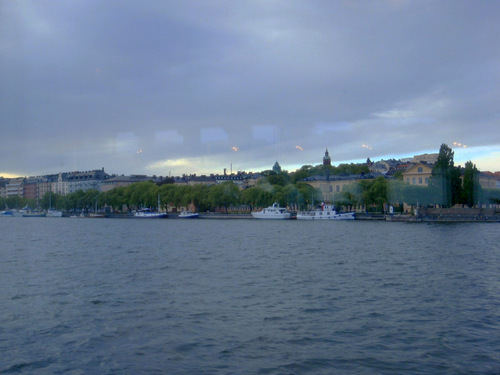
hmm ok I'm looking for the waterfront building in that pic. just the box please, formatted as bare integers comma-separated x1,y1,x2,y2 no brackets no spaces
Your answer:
215,174,244,187
0,180,6,199
23,177,41,200
303,172,386,203
6,178,24,198
100,174,150,193
478,172,497,189
66,169,109,194
401,153,439,164
402,162,434,186
188,175,217,186
52,173,69,195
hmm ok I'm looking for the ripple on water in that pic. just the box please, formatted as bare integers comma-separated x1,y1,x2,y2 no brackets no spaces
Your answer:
1,220,500,374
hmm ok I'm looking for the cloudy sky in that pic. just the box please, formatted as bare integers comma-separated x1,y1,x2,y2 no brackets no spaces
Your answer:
1,0,499,178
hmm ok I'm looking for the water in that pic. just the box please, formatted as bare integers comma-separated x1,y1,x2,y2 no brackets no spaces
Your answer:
1,218,499,374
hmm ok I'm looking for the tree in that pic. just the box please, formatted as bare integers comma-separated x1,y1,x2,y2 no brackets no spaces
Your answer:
40,191,63,210
429,143,461,207
290,165,313,183
208,182,240,212
338,183,362,210
462,161,481,207
357,176,388,212
265,173,290,187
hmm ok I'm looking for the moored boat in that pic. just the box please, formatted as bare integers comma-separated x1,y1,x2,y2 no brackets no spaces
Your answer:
22,210,47,217
251,203,291,220
296,203,355,220
133,209,168,218
133,195,167,218
46,191,62,217
0,210,15,217
46,208,63,217
179,211,199,219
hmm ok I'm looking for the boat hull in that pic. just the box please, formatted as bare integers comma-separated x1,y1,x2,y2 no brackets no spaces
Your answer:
46,210,63,217
251,213,290,219
296,212,355,220
179,212,199,219
23,213,47,217
251,203,291,219
296,204,355,220
133,213,168,218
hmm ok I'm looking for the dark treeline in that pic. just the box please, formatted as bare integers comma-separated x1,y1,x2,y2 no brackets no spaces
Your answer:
1,151,499,213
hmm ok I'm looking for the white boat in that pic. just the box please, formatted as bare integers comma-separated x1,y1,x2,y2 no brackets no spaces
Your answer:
133,195,168,218
179,211,199,219
133,209,168,218
46,208,63,217
251,203,291,220
296,203,355,220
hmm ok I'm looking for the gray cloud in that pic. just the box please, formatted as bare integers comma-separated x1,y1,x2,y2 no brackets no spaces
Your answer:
1,0,499,177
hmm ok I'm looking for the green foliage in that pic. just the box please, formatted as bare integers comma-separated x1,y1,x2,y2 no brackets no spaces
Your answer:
208,182,241,212
337,183,362,208
40,191,64,210
2,196,32,209
289,163,369,183
241,186,273,210
18,156,492,214
392,170,404,180
290,165,313,184
429,143,462,207
264,172,290,187
483,188,500,204
127,181,159,208
358,176,388,211
335,163,370,175
461,161,481,207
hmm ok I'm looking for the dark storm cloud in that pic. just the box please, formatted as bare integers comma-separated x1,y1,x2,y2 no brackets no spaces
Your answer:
1,0,499,176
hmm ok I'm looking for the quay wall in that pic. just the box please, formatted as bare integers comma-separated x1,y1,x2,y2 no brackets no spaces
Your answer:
385,207,500,222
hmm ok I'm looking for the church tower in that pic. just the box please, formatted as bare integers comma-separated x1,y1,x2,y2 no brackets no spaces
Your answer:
323,149,331,166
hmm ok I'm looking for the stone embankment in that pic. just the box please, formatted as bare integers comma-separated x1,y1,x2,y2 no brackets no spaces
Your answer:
386,207,500,222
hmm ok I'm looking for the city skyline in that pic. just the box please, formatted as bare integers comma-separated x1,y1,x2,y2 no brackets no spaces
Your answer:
1,1,499,178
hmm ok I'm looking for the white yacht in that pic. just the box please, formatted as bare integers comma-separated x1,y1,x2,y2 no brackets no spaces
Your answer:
251,203,291,220
296,203,355,220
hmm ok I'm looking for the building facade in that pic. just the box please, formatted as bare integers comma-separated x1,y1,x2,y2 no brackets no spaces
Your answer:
303,172,386,202
402,162,434,186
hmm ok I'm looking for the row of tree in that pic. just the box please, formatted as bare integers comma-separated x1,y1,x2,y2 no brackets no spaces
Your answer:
1,146,498,213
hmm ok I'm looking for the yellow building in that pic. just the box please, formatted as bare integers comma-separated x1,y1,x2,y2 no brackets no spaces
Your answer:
402,162,434,186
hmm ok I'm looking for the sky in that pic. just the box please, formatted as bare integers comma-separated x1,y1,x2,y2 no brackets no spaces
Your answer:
1,0,499,178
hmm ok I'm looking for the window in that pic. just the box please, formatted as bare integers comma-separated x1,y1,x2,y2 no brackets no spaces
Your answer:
425,178,429,184
336,185,340,192
418,167,423,173
419,177,422,184
412,177,416,184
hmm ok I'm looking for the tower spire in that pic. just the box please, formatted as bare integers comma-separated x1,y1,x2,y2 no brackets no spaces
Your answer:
323,148,331,166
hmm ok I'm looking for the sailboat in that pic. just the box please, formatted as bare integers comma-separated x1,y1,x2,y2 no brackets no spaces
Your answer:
89,196,105,218
46,190,63,217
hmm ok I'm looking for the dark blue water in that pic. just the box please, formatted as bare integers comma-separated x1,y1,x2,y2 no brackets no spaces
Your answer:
1,218,499,374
